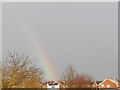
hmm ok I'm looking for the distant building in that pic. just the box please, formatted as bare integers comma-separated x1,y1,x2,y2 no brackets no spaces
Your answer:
90,77,119,89
46,78,119,89
89,81,102,88
46,80,66,89
98,78,119,88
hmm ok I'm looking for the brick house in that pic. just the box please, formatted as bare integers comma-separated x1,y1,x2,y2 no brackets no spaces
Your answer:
46,80,66,88
89,81,102,88
98,78,119,88
93,81,102,88
90,78,119,89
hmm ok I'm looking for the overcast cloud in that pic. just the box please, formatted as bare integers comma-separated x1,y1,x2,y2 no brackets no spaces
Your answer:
2,2,118,80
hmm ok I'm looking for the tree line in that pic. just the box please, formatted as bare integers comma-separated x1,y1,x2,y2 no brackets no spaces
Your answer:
1,51,94,88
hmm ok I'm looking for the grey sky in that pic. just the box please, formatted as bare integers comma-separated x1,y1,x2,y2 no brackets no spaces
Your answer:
3,2,118,80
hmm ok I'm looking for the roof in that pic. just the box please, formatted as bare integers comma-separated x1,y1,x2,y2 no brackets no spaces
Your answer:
96,81,103,85
89,81,102,85
108,78,118,85
99,77,119,86
89,82,94,85
46,80,66,85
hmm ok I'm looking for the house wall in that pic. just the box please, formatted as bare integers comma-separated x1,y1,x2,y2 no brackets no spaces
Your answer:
59,84,66,88
99,80,117,88
47,82,65,88
93,82,99,88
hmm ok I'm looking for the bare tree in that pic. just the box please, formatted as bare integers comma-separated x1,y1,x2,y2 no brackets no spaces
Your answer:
0,70,2,89
2,51,44,88
74,73,93,88
61,65,94,88
61,65,76,88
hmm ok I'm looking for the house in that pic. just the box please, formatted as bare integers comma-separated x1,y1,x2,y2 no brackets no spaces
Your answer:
90,77,119,89
89,81,102,88
98,77,119,88
93,81,103,88
46,80,66,88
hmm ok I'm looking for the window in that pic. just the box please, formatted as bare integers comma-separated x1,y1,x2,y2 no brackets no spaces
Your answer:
107,85,110,88
49,83,54,86
54,83,58,85
101,84,104,87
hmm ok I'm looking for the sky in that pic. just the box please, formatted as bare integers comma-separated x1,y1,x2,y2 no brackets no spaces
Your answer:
2,2,118,81
1,0,119,2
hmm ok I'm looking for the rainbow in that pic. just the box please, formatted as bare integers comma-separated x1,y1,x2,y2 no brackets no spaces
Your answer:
18,13,57,81
28,30,58,81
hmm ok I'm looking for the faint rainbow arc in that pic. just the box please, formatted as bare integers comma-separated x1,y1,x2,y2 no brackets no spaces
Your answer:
28,30,57,80
18,13,57,81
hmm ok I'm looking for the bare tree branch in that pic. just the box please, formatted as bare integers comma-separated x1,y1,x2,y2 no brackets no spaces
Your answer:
2,51,44,88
